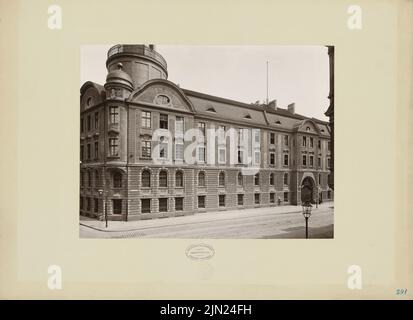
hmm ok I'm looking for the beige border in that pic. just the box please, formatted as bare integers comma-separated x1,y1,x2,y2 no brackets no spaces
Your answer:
0,0,412,299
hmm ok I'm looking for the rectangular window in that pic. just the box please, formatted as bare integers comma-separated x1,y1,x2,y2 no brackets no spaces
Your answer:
80,117,84,133
198,122,206,137
94,141,99,160
219,195,225,207
318,140,321,149
270,193,275,203
87,115,91,131
327,157,331,168
254,151,260,165
94,198,99,213
80,197,83,209
109,137,118,157
237,194,243,206
237,150,244,164
283,154,289,166
254,130,260,143
160,114,168,129
112,199,122,214
328,142,331,151
218,148,226,164
254,193,260,204
159,139,168,159
141,199,151,213
218,125,226,144
94,112,99,130
175,143,184,160
86,198,91,211
80,145,84,161
141,111,151,128
284,135,289,146
87,144,91,160
309,155,314,167
175,197,183,211
175,116,184,136
198,145,206,162
142,140,151,158
270,153,275,165
270,132,275,144
328,190,332,199
284,192,289,203
318,157,321,167
109,107,119,124
302,154,307,166
310,137,314,148
159,198,168,212
302,136,307,147
198,195,206,208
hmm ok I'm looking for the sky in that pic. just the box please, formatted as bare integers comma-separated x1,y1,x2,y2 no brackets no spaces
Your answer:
80,45,330,121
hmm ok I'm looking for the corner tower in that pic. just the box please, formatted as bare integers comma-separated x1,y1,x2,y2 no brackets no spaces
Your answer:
106,44,168,89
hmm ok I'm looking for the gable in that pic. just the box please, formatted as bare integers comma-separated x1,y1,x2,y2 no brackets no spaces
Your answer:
127,80,194,113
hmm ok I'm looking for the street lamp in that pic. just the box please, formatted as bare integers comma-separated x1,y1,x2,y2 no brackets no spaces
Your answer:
98,189,108,228
302,201,313,239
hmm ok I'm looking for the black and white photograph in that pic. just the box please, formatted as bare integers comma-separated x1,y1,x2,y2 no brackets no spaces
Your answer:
79,44,334,239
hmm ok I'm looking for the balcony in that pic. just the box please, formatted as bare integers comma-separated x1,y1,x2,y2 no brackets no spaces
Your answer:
107,45,167,70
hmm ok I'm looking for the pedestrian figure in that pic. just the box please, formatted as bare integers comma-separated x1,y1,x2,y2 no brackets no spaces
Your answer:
277,197,281,206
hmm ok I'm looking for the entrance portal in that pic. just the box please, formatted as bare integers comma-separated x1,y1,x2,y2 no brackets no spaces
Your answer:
301,176,315,203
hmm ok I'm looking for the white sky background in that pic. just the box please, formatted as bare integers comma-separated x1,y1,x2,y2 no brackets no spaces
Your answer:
80,45,330,121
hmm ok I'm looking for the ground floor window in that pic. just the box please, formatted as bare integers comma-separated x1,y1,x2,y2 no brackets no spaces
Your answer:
254,193,260,204
159,198,168,212
219,195,225,207
113,199,122,214
283,192,289,203
327,190,331,199
198,195,206,208
80,197,83,209
175,197,183,211
237,194,243,205
141,199,151,213
94,198,98,213
86,198,91,211
270,193,275,203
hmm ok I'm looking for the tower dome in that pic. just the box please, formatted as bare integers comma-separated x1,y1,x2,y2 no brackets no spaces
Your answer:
106,44,168,89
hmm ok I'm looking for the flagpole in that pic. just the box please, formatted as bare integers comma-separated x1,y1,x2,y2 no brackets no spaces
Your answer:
266,60,269,105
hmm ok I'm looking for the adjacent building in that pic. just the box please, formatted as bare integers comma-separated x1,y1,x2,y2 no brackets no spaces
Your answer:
80,44,333,221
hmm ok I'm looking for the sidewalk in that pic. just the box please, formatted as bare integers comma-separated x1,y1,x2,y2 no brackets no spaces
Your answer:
80,202,333,232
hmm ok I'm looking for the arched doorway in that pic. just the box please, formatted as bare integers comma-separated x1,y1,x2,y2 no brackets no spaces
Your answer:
301,176,315,203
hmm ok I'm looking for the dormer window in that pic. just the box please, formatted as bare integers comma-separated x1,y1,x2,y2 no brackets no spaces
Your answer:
155,94,171,106
275,120,281,125
87,97,93,107
244,114,252,120
306,126,311,131
206,107,216,113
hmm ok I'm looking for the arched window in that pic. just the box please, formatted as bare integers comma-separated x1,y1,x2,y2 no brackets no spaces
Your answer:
113,171,122,188
270,173,275,186
142,170,151,188
237,172,243,186
283,173,289,186
175,171,183,187
198,171,205,187
159,170,168,188
254,173,259,186
219,172,225,187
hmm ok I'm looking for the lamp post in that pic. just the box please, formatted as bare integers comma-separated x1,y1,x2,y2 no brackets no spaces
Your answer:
98,189,108,228
302,201,312,239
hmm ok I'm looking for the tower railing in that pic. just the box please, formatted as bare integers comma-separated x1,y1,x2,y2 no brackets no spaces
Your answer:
107,45,167,70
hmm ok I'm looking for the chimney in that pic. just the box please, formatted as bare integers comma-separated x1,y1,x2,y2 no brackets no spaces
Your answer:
149,44,156,51
268,99,277,110
287,103,295,114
